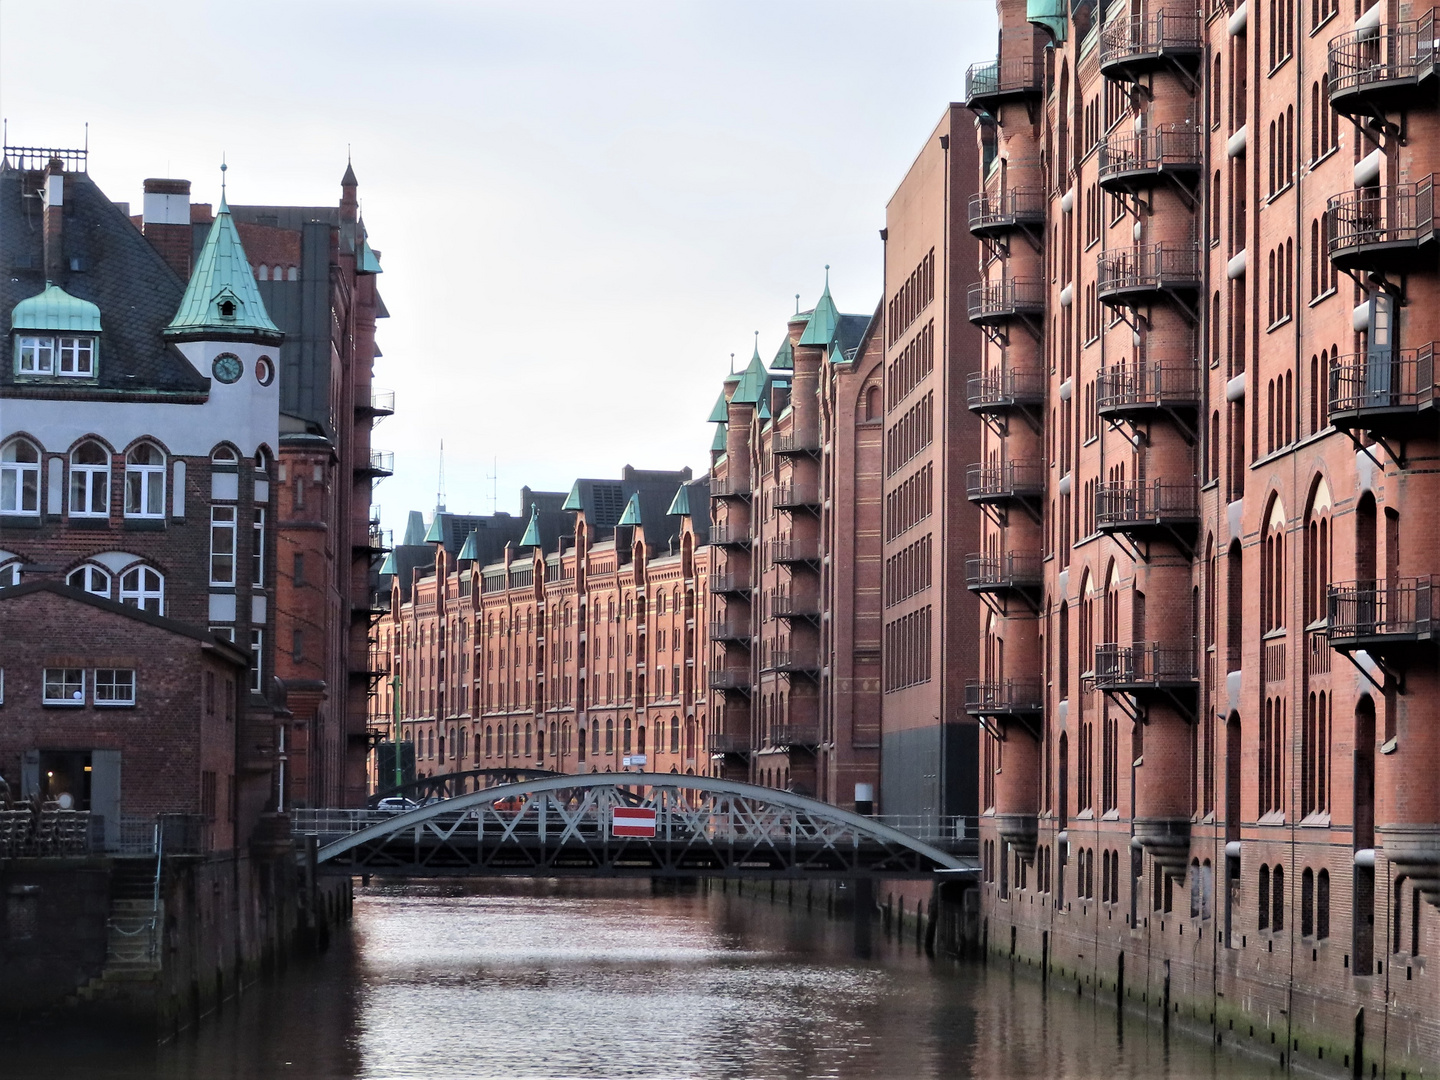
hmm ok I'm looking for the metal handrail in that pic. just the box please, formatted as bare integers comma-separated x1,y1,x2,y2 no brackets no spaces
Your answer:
964,552,1044,589
1327,576,1439,639
1100,11,1204,64
769,724,821,747
1326,177,1436,255
1093,642,1199,687
1098,243,1202,294
774,483,820,508
709,620,750,641
1328,8,1437,96
709,572,751,594
773,432,819,455
1328,343,1439,415
710,477,752,498
1095,479,1199,526
707,733,751,754
967,187,1047,231
1096,360,1202,411
709,523,751,545
965,459,1047,500
1098,125,1203,180
770,649,821,673
367,449,395,475
770,589,819,617
967,278,1046,319
965,56,1042,102
964,679,1044,712
966,368,1046,409
770,538,821,563
709,669,751,690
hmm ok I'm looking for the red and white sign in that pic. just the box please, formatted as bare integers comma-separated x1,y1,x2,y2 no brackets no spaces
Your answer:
611,806,657,838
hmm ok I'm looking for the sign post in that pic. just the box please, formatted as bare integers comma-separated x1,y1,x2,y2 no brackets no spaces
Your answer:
610,806,657,838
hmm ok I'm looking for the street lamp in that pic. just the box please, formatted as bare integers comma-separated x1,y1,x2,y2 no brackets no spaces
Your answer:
390,673,404,792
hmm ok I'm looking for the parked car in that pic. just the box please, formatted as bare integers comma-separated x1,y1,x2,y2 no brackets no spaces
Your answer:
376,797,420,814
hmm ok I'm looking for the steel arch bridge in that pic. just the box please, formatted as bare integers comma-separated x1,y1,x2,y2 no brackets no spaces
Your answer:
292,773,978,880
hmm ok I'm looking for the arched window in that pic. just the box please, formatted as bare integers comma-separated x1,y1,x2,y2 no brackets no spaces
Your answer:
124,442,165,517
212,445,238,465
287,266,299,282
1317,869,1330,938
605,718,615,754
865,385,881,421
119,565,164,612
670,716,680,753
485,725,493,757
1,439,41,515
257,265,269,281
1302,866,1315,936
623,717,633,755
69,441,110,517
67,564,111,598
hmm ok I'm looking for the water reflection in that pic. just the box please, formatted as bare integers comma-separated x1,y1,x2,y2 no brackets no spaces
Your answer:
1,879,1282,1079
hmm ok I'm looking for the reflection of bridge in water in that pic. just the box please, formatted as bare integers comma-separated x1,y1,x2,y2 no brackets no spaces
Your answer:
294,774,978,880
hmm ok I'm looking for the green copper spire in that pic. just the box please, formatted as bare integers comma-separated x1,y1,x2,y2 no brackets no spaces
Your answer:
357,236,383,275
666,484,691,517
379,550,397,576
617,492,643,527
772,334,794,371
401,510,428,546
729,349,770,406
519,503,543,548
797,265,839,347
561,482,584,512
423,512,447,543
457,529,479,561
707,388,730,423
711,422,728,452
165,173,282,344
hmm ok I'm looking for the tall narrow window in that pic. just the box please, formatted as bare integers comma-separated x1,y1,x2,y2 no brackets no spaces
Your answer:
252,508,266,586
211,506,237,586
124,442,165,517
119,566,164,613
0,439,40,515
69,441,110,517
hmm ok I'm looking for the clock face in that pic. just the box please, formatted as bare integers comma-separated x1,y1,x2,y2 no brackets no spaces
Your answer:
212,354,244,384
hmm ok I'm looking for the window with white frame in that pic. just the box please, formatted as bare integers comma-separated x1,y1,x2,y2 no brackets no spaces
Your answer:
1,439,41,514
211,506,237,585
0,563,20,588
119,566,164,613
69,440,110,517
67,564,111,598
16,335,96,377
250,629,264,692
16,336,55,375
209,626,235,642
124,442,165,517
94,668,136,706
252,508,265,586
43,668,84,705
57,337,96,377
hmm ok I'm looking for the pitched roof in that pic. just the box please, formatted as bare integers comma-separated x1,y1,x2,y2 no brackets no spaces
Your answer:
457,530,479,561
729,348,770,406
711,422,728,452
707,388,730,423
401,510,428,546
12,283,101,333
617,492,643,527
772,334,794,371
797,268,839,346
165,194,282,344
519,504,543,548
666,483,691,517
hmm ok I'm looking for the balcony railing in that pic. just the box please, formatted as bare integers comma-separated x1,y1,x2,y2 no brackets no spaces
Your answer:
967,187,1046,237
1099,12,1203,76
774,483,820,510
773,432,820,456
1096,360,1202,417
966,368,1045,413
1097,244,1201,303
965,56,1043,110
709,669,752,691
709,522,752,547
710,620,751,644
709,572,751,595
1328,344,1439,433
361,449,394,477
965,459,1046,504
1325,178,1436,270
769,724,820,748
964,552,1044,594
707,733,751,755
1095,479,1199,532
770,538,821,565
1093,642,1199,691
967,278,1045,325
710,476,752,499
770,650,821,675
1097,125,1203,193
1327,576,1438,648
357,387,395,418
964,679,1044,716
1328,8,1438,110
770,589,819,619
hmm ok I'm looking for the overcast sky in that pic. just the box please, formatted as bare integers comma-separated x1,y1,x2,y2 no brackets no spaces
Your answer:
1,0,996,534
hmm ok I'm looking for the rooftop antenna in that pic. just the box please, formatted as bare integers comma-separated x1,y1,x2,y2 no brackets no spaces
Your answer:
436,439,447,514
485,456,499,515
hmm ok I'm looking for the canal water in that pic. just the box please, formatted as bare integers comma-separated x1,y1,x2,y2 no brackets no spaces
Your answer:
5,880,1282,1079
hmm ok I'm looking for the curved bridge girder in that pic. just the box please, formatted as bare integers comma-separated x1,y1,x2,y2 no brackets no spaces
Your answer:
366,768,564,808
297,773,974,880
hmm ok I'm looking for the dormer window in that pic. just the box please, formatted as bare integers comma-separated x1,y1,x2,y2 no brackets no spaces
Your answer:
219,300,236,319
11,284,102,378
16,336,96,377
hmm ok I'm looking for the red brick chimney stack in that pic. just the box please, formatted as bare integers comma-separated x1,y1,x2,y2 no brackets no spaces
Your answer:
141,178,193,280
42,157,64,282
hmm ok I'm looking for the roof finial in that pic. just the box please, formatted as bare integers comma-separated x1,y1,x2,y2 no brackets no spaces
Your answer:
219,155,228,212
795,293,800,314
729,352,735,374
436,439,447,514
824,264,831,289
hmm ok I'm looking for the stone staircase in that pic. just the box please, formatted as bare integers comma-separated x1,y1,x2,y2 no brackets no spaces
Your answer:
63,858,164,1009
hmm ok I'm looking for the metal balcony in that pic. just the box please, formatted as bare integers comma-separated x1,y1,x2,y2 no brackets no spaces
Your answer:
774,483,820,511
1095,479,1199,549
964,552,1043,602
710,476,752,500
770,589,819,620
709,572,751,596
357,387,395,419
707,733,751,756
965,460,1046,507
964,680,1043,737
966,368,1045,416
710,620,751,645
773,431,820,457
1327,577,1438,658
770,538,820,566
769,650,820,676
1098,12,1203,80
709,669,752,692
967,187,1046,240
1093,643,1199,716
1328,8,1438,116
1097,244,1201,307
359,449,394,478
1328,344,1439,441
769,724,820,749
964,56,1042,114
967,278,1045,327
1096,360,1201,423
1097,125,1203,195
709,523,752,548
1325,178,1437,274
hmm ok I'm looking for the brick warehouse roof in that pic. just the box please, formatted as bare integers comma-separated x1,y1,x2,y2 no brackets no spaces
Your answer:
0,164,209,397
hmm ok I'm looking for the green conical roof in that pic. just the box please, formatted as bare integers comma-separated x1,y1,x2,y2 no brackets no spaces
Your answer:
357,236,383,275
519,504,543,548
772,335,794,371
12,283,101,333
562,482,584,511
666,484,691,517
729,348,769,406
379,550,397,575
707,388,730,423
797,267,838,347
711,422,728,452
424,513,447,543
457,529,479,561
401,510,428,546
165,193,281,343
758,395,771,421
617,492,643,527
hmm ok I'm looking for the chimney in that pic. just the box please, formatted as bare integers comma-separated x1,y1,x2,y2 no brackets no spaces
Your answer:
42,157,64,282
142,178,193,280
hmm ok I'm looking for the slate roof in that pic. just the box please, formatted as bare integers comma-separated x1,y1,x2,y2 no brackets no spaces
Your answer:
0,164,209,396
